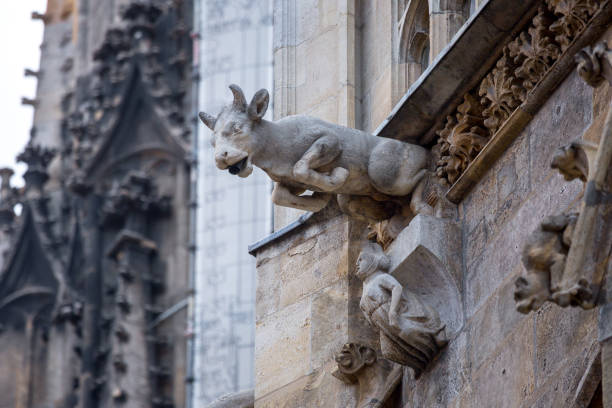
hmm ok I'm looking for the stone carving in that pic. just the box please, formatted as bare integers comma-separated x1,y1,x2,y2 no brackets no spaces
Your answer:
551,140,598,182
435,94,488,185
576,41,612,87
546,0,599,51
435,0,604,185
199,84,446,222
515,41,612,313
332,343,402,408
355,242,447,374
514,213,580,314
508,7,560,97
478,49,523,134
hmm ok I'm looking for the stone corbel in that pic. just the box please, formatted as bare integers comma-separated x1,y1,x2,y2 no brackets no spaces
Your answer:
355,215,462,375
515,41,612,313
332,343,402,408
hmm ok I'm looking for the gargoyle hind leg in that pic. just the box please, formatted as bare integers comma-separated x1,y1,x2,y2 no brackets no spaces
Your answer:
271,182,332,212
293,136,349,191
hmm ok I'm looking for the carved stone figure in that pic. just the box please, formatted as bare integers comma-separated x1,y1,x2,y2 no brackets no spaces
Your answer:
514,213,584,314
355,242,447,375
332,343,402,408
199,84,442,222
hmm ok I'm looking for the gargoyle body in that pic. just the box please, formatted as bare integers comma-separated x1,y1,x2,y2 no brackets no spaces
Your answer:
199,85,442,222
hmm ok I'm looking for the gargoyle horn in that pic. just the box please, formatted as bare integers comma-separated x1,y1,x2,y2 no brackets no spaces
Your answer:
229,84,247,111
198,112,216,130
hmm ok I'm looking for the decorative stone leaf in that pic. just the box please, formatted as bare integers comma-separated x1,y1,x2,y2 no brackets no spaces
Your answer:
508,7,560,96
478,48,523,134
546,0,599,50
435,94,489,185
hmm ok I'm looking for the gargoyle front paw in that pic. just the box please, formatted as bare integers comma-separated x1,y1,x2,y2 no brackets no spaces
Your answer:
329,167,349,190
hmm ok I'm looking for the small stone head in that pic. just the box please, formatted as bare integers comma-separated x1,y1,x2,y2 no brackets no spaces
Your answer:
356,241,390,281
333,343,376,384
198,84,269,178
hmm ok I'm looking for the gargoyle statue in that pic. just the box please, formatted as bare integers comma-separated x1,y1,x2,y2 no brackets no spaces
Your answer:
199,84,449,222
355,242,447,375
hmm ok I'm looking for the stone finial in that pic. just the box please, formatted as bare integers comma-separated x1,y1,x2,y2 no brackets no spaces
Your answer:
17,142,56,197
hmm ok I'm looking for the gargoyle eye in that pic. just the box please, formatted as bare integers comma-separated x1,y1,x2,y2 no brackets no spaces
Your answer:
231,124,241,134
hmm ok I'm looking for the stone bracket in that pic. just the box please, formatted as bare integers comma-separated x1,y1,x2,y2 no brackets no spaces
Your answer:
386,214,463,335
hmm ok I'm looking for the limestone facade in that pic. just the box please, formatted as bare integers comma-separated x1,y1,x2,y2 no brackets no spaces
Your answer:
250,0,612,407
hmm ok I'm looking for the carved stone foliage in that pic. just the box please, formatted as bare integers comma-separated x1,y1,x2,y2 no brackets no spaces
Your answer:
332,343,402,408
478,49,523,134
435,94,488,185
356,242,447,375
434,0,603,186
546,0,600,50
508,7,560,98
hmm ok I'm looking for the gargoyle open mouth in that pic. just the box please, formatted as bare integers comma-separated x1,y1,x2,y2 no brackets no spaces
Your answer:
228,157,248,175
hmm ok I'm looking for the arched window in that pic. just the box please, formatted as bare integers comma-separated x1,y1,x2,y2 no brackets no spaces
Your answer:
396,0,430,95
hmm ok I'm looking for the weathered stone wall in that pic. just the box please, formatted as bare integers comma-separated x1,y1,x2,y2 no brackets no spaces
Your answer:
401,67,605,408
255,2,609,407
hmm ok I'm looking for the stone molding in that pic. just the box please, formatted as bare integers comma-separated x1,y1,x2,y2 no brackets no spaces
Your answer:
436,1,611,202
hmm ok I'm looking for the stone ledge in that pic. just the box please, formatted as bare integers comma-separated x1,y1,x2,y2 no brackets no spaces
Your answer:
375,0,540,144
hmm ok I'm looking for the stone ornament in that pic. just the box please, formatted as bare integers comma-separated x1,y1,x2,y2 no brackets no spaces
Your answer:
332,343,402,408
514,213,581,314
435,0,603,186
199,84,450,223
355,242,447,375
515,41,612,313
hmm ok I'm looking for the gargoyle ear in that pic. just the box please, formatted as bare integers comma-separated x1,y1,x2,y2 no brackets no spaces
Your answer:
198,111,216,130
248,89,269,121
229,84,247,112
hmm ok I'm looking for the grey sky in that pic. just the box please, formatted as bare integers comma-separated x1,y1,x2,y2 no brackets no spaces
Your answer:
0,1,46,185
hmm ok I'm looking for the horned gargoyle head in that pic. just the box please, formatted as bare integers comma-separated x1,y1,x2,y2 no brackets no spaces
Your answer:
198,84,269,178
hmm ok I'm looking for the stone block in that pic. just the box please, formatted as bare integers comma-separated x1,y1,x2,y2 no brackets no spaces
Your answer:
470,319,535,408
521,341,600,408
467,275,530,372
278,222,348,310
407,331,470,407
533,302,597,386
255,296,312,399
310,282,349,369
255,255,281,321
255,363,357,408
